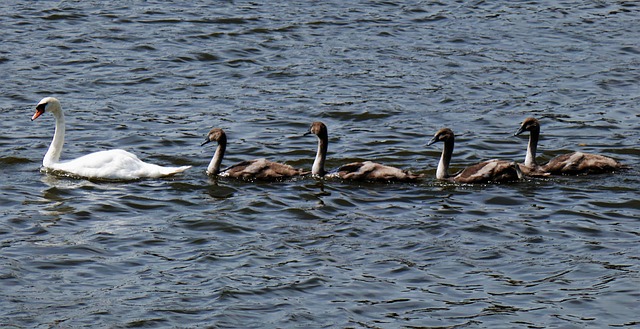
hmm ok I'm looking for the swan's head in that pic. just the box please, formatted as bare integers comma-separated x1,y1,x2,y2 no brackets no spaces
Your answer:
515,117,540,136
304,121,328,139
428,128,454,146
201,128,227,146
31,97,61,121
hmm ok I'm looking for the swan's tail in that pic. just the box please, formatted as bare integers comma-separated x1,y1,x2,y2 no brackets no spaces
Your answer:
159,165,192,176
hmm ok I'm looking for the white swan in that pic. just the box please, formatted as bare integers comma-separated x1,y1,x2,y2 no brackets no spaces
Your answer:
31,97,191,180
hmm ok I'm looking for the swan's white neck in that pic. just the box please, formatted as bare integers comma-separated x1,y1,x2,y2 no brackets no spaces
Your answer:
436,138,454,180
207,142,225,175
311,134,327,176
44,107,65,167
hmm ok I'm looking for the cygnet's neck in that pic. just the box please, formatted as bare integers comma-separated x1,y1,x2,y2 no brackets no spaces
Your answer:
44,107,65,167
207,138,226,175
312,133,328,176
525,127,539,167
437,136,454,180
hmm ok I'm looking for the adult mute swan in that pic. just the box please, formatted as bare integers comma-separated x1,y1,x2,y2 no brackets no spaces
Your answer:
428,128,522,184
515,117,627,175
201,127,308,180
305,121,421,182
31,97,191,180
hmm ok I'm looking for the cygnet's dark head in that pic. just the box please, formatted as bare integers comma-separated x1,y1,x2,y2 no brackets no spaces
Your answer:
428,128,454,146
201,128,227,146
515,117,540,136
305,121,328,139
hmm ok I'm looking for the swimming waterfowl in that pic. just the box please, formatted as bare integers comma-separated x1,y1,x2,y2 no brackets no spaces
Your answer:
31,97,191,180
428,128,522,184
515,117,627,175
201,128,308,180
305,121,421,182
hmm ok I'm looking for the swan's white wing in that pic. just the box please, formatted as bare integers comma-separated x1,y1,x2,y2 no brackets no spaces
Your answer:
49,149,190,180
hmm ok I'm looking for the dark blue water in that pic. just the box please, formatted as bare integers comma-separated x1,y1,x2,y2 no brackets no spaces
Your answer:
1,1,639,328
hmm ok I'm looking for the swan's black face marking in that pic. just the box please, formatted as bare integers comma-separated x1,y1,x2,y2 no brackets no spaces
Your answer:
31,102,47,121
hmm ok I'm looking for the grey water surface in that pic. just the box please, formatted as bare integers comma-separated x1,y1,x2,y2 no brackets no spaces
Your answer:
1,1,639,328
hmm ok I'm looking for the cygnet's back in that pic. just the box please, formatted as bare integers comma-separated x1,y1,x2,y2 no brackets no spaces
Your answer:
221,158,308,180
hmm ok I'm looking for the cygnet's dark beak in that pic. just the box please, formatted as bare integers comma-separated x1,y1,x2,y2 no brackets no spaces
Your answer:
427,136,438,146
201,138,212,147
514,126,526,136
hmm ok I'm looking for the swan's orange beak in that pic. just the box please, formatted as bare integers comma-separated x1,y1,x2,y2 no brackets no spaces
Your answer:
31,107,45,121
